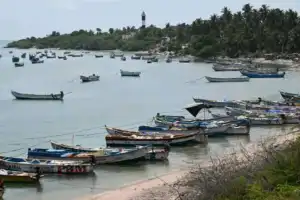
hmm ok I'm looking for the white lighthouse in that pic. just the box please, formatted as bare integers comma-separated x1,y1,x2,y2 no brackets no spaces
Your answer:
141,11,146,29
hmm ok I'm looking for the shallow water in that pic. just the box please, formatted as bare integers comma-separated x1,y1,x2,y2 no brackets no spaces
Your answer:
0,48,298,200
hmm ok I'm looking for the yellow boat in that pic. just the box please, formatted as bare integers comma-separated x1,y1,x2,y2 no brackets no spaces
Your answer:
0,169,40,183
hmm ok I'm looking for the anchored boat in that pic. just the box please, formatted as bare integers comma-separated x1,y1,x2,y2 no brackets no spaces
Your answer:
27,146,149,164
120,70,141,77
205,76,250,83
0,157,93,174
0,169,40,183
80,74,100,82
11,91,64,100
241,71,285,78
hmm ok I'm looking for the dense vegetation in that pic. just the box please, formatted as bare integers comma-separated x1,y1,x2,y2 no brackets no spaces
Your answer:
179,134,300,200
6,4,300,58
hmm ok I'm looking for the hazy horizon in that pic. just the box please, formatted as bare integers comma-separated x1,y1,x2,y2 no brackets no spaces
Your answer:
1,0,299,40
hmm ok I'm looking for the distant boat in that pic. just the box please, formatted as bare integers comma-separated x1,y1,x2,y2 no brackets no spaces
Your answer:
280,91,300,101
131,55,141,60
58,56,67,60
21,53,26,58
9,51,13,54
166,57,172,63
205,76,250,82
120,69,141,77
95,55,103,58
11,91,64,100
12,56,19,63
147,60,152,63
151,57,158,62
179,57,191,63
0,169,40,183
80,74,100,83
14,62,24,67
111,50,124,57
121,56,126,61
241,71,285,78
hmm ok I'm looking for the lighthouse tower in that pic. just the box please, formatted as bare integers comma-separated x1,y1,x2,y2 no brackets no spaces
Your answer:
141,11,146,29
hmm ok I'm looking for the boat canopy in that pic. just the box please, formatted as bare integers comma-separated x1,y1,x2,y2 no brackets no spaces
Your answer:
184,103,213,117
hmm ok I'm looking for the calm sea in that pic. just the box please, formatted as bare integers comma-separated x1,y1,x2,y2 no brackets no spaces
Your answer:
0,47,298,200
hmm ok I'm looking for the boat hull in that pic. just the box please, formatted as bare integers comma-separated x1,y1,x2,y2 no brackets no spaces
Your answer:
11,91,63,100
193,98,243,108
240,71,285,78
120,70,141,77
80,75,100,82
205,76,249,82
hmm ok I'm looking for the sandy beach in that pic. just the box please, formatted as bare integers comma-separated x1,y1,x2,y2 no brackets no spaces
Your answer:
77,129,300,200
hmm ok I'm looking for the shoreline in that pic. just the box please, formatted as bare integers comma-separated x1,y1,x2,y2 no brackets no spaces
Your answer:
77,129,300,200
76,169,188,200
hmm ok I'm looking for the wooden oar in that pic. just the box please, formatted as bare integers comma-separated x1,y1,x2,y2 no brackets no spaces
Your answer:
185,76,205,84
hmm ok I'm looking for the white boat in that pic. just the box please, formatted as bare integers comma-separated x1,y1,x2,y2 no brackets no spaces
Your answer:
0,157,93,174
205,76,250,83
11,90,64,100
120,69,141,77
80,74,100,82
105,126,207,146
193,98,244,108
226,125,250,135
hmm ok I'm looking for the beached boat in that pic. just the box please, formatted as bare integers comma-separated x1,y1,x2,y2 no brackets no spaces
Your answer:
0,169,40,183
0,157,93,174
11,91,64,100
14,62,24,67
193,98,244,108
80,74,100,82
50,141,169,161
27,146,149,164
204,121,250,136
240,71,285,78
95,55,103,58
105,126,207,146
205,76,250,83
120,70,141,77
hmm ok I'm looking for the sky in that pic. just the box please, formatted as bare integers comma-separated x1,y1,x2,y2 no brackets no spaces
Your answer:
0,0,299,40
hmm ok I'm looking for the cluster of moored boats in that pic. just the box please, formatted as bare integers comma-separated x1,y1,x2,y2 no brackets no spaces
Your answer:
205,61,286,83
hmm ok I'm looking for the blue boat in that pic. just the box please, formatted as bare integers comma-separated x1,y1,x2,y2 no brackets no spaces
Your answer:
240,71,285,78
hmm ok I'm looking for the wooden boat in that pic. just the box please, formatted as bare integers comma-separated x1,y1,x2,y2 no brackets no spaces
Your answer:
120,70,141,77
58,56,67,59
95,55,103,58
151,57,158,62
121,56,126,61
131,55,141,60
212,64,243,71
240,71,285,78
0,169,40,183
12,56,19,63
50,141,169,161
280,91,300,101
105,126,207,146
166,57,172,63
205,76,250,83
111,50,124,57
204,122,250,136
14,62,24,67
193,98,244,108
27,146,149,164
11,90,64,100
80,74,100,82
178,57,191,63
0,157,93,174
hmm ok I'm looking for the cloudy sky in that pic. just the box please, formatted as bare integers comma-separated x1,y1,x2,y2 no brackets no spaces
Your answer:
0,0,298,39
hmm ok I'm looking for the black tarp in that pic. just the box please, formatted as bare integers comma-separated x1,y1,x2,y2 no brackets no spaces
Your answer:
184,103,213,117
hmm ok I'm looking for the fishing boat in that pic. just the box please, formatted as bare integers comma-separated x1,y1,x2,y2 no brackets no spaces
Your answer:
203,121,250,136
11,91,64,100
151,57,158,62
121,56,126,61
178,57,191,63
166,57,172,63
12,56,19,63
95,55,103,58
14,62,24,67
105,126,207,146
205,76,250,83
58,56,67,59
50,141,169,161
0,157,93,174
27,146,149,164
80,74,100,83
69,54,83,57
212,64,243,71
131,55,141,60
31,59,44,64
0,169,40,183
147,60,152,64
120,70,141,77
193,98,244,108
21,53,26,58
111,50,124,57
142,55,156,60
240,71,285,78
280,91,300,101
